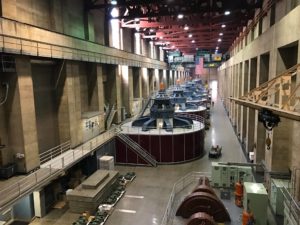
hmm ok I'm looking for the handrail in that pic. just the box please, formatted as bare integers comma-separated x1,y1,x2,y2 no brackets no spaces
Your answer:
39,141,71,164
282,187,300,224
0,128,117,212
160,171,211,225
116,133,157,167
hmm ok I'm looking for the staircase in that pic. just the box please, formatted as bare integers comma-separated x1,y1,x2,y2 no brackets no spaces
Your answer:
138,96,153,117
116,133,157,167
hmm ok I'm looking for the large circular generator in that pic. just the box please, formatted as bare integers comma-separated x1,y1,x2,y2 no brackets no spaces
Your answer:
115,85,205,165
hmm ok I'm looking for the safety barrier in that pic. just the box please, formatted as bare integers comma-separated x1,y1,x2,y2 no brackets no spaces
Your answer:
160,171,211,225
0,128,116,211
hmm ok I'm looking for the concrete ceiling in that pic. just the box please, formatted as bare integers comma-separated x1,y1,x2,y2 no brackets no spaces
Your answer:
88,0,263,55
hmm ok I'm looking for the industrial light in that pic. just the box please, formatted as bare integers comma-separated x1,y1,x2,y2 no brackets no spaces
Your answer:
177,14,184,19
218,38,222,42
191,40,195,43
184,25,189,30
221,24,226,28
159,36,163,39
111,0,117,5
172,45,175,48
188,34,193,38
166,41,170,44
219,33,223,36
224,11,231,15
216,46,219,49
110,8,119,18
134,18,140,22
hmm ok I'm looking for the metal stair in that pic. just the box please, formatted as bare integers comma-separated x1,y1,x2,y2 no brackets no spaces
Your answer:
138,96,153,117
116,132,157,167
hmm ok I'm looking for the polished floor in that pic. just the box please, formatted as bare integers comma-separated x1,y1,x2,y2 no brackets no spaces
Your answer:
29,97,249,225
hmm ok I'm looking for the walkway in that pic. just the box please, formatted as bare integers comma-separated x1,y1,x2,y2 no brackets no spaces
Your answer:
29,97,247,225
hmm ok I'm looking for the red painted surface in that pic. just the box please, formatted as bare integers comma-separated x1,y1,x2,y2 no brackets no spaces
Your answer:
115,128,205,165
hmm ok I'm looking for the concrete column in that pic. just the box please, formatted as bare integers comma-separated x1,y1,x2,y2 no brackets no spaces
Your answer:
265,48,292,174
138,68,143,98
96,64,105,131
33,190,46,218
254,56,262,164
56,62,71,144
164,70,169,88
9,56,40,172
239,62,245,142
229,66,234,122
121,66,133,116
141,68,149,98
241,60,249,148
170,71,174,85
154,69,159,90
65,61,84,147
246,58,257,154
115,66,122,122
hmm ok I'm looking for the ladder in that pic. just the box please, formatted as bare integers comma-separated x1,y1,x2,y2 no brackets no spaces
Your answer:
116,133,157,167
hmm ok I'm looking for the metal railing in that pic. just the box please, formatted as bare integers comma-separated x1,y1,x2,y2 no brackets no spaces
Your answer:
120,114,205,136
138,96,153,117
160,171,211,225
39,141,71,164
116,133,157,167
282,187,300,225
0,128,117,212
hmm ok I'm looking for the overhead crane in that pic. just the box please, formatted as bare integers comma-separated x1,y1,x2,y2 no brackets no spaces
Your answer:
229,63,300,122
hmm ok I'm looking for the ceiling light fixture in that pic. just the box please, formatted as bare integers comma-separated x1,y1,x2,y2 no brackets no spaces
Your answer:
224,11,230,15
172,45,175,48
159,36,163,39
221,24,226,28
216,46,219,49
219,33,223,36
184,25,189,30
177,14,184,19
111,0,117,5
218,38,222,42
110,8,119,18
191,40,195,43
150,29,154,32
134,18,140,22
188,34,193,38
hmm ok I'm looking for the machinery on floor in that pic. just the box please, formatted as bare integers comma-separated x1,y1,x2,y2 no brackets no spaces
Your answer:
132,83,193,132
115,82,206,165
208,145,222,158
176,176,231,224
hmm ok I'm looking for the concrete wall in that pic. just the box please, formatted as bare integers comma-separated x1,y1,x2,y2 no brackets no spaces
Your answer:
32,63,60,153
1,0,86,39
122,28,133,53
218,1,300,197
0,74,12,166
